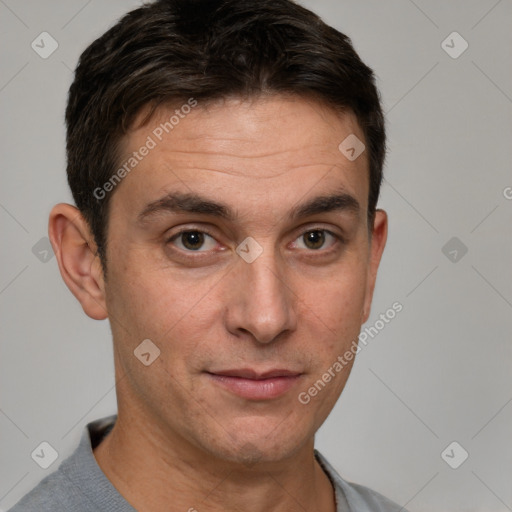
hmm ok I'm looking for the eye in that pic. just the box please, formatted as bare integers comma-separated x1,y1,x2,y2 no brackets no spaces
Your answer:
292,229,339,251
165,227,341,256
167,230,218,252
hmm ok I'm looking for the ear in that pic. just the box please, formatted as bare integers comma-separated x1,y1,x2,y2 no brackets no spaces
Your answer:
48,203,108,320
361,209,388,324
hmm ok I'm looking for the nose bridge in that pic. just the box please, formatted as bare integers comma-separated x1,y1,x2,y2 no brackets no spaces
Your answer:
229,239,296,344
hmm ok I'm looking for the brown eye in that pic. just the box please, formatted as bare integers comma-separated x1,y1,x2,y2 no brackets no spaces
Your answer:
167,230,218,252
181,231,204,250
291,228,341,253
303,230,326,250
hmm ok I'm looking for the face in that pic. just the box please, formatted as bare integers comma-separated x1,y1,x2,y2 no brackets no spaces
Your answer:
100,95,386,464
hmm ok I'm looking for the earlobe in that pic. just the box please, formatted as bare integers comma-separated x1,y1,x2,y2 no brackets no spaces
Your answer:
361,209,388,324
48,203,108,320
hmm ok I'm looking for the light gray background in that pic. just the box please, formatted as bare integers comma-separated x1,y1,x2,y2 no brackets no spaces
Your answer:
1,1,511,511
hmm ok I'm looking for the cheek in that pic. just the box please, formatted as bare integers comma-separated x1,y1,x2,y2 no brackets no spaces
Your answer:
106,263,222,367
301,266,368,337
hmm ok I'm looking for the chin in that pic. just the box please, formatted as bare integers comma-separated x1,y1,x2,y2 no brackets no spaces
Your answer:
201,417,311,467
216,441,298,467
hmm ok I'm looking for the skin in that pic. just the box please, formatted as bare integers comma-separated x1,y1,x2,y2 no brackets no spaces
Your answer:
49,95,387,512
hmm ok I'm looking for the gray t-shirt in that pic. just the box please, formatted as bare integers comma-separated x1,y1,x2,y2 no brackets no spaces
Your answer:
8,415,406,512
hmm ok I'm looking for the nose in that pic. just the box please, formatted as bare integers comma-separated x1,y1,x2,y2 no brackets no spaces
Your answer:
224,245,297,345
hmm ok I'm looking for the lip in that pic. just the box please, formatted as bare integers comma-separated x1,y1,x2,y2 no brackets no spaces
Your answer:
206,369,303,400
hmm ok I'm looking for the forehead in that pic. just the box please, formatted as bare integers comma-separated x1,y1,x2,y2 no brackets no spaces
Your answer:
112,95,369,222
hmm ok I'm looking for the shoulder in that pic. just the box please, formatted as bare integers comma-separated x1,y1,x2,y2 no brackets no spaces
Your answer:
7,467,81,512
8,415,119,512
315,450,407,512
338,479,407,512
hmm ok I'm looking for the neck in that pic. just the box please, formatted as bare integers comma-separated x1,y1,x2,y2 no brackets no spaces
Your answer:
93,411,336,512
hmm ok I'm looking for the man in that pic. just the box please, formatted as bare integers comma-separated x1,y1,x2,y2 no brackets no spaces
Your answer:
9,0,405,510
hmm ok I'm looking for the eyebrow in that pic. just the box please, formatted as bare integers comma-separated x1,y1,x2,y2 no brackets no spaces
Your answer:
137,188,360,225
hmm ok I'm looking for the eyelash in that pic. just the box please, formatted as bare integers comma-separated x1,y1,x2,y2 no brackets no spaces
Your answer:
165,227,343,257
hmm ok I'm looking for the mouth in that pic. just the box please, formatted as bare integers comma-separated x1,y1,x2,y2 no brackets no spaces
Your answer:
205,369,303,401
